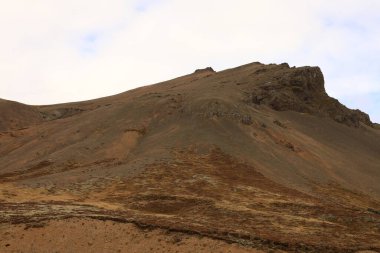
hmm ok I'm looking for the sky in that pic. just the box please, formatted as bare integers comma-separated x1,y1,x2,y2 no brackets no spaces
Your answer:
0,0,379,122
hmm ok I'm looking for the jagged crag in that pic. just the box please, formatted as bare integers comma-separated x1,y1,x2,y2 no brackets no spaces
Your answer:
0,62,379,252
249,64,372,127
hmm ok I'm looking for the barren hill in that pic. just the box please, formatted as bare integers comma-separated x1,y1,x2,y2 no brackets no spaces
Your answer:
0,62,379,252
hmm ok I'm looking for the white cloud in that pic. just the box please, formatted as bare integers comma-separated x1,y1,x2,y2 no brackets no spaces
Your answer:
0,0,379,121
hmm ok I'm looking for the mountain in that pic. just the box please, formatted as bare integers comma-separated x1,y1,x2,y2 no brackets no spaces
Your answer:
0,62,379,252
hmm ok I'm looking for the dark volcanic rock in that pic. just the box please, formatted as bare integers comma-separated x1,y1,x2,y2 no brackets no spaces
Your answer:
40,107,85,121
194,67,215,74
250,65,373,127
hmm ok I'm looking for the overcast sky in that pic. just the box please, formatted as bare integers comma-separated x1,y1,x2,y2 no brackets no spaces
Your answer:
1,0,379,122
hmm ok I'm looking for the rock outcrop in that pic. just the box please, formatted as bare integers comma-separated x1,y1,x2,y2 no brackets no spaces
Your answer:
194,67,215,74
250,65,372,127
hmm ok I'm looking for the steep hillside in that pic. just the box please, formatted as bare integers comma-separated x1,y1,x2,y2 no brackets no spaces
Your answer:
0,62,379,252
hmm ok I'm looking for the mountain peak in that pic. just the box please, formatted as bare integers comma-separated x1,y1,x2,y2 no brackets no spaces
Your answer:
244,64,372,127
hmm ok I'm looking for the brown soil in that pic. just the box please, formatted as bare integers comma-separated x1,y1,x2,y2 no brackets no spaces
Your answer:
0,218,263,253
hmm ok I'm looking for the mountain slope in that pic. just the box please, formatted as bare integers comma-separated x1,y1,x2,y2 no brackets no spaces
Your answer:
0,62,379,252
0,99,42,132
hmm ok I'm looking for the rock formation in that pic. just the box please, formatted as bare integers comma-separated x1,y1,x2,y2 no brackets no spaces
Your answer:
248,64,372,127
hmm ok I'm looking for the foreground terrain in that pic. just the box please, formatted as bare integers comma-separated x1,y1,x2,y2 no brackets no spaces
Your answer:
0,62,379,252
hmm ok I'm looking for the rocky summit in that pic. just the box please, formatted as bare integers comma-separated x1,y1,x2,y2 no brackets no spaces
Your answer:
0,62,379,253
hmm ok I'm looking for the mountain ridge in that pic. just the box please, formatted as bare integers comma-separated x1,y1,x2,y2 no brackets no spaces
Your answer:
0,62,375,133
